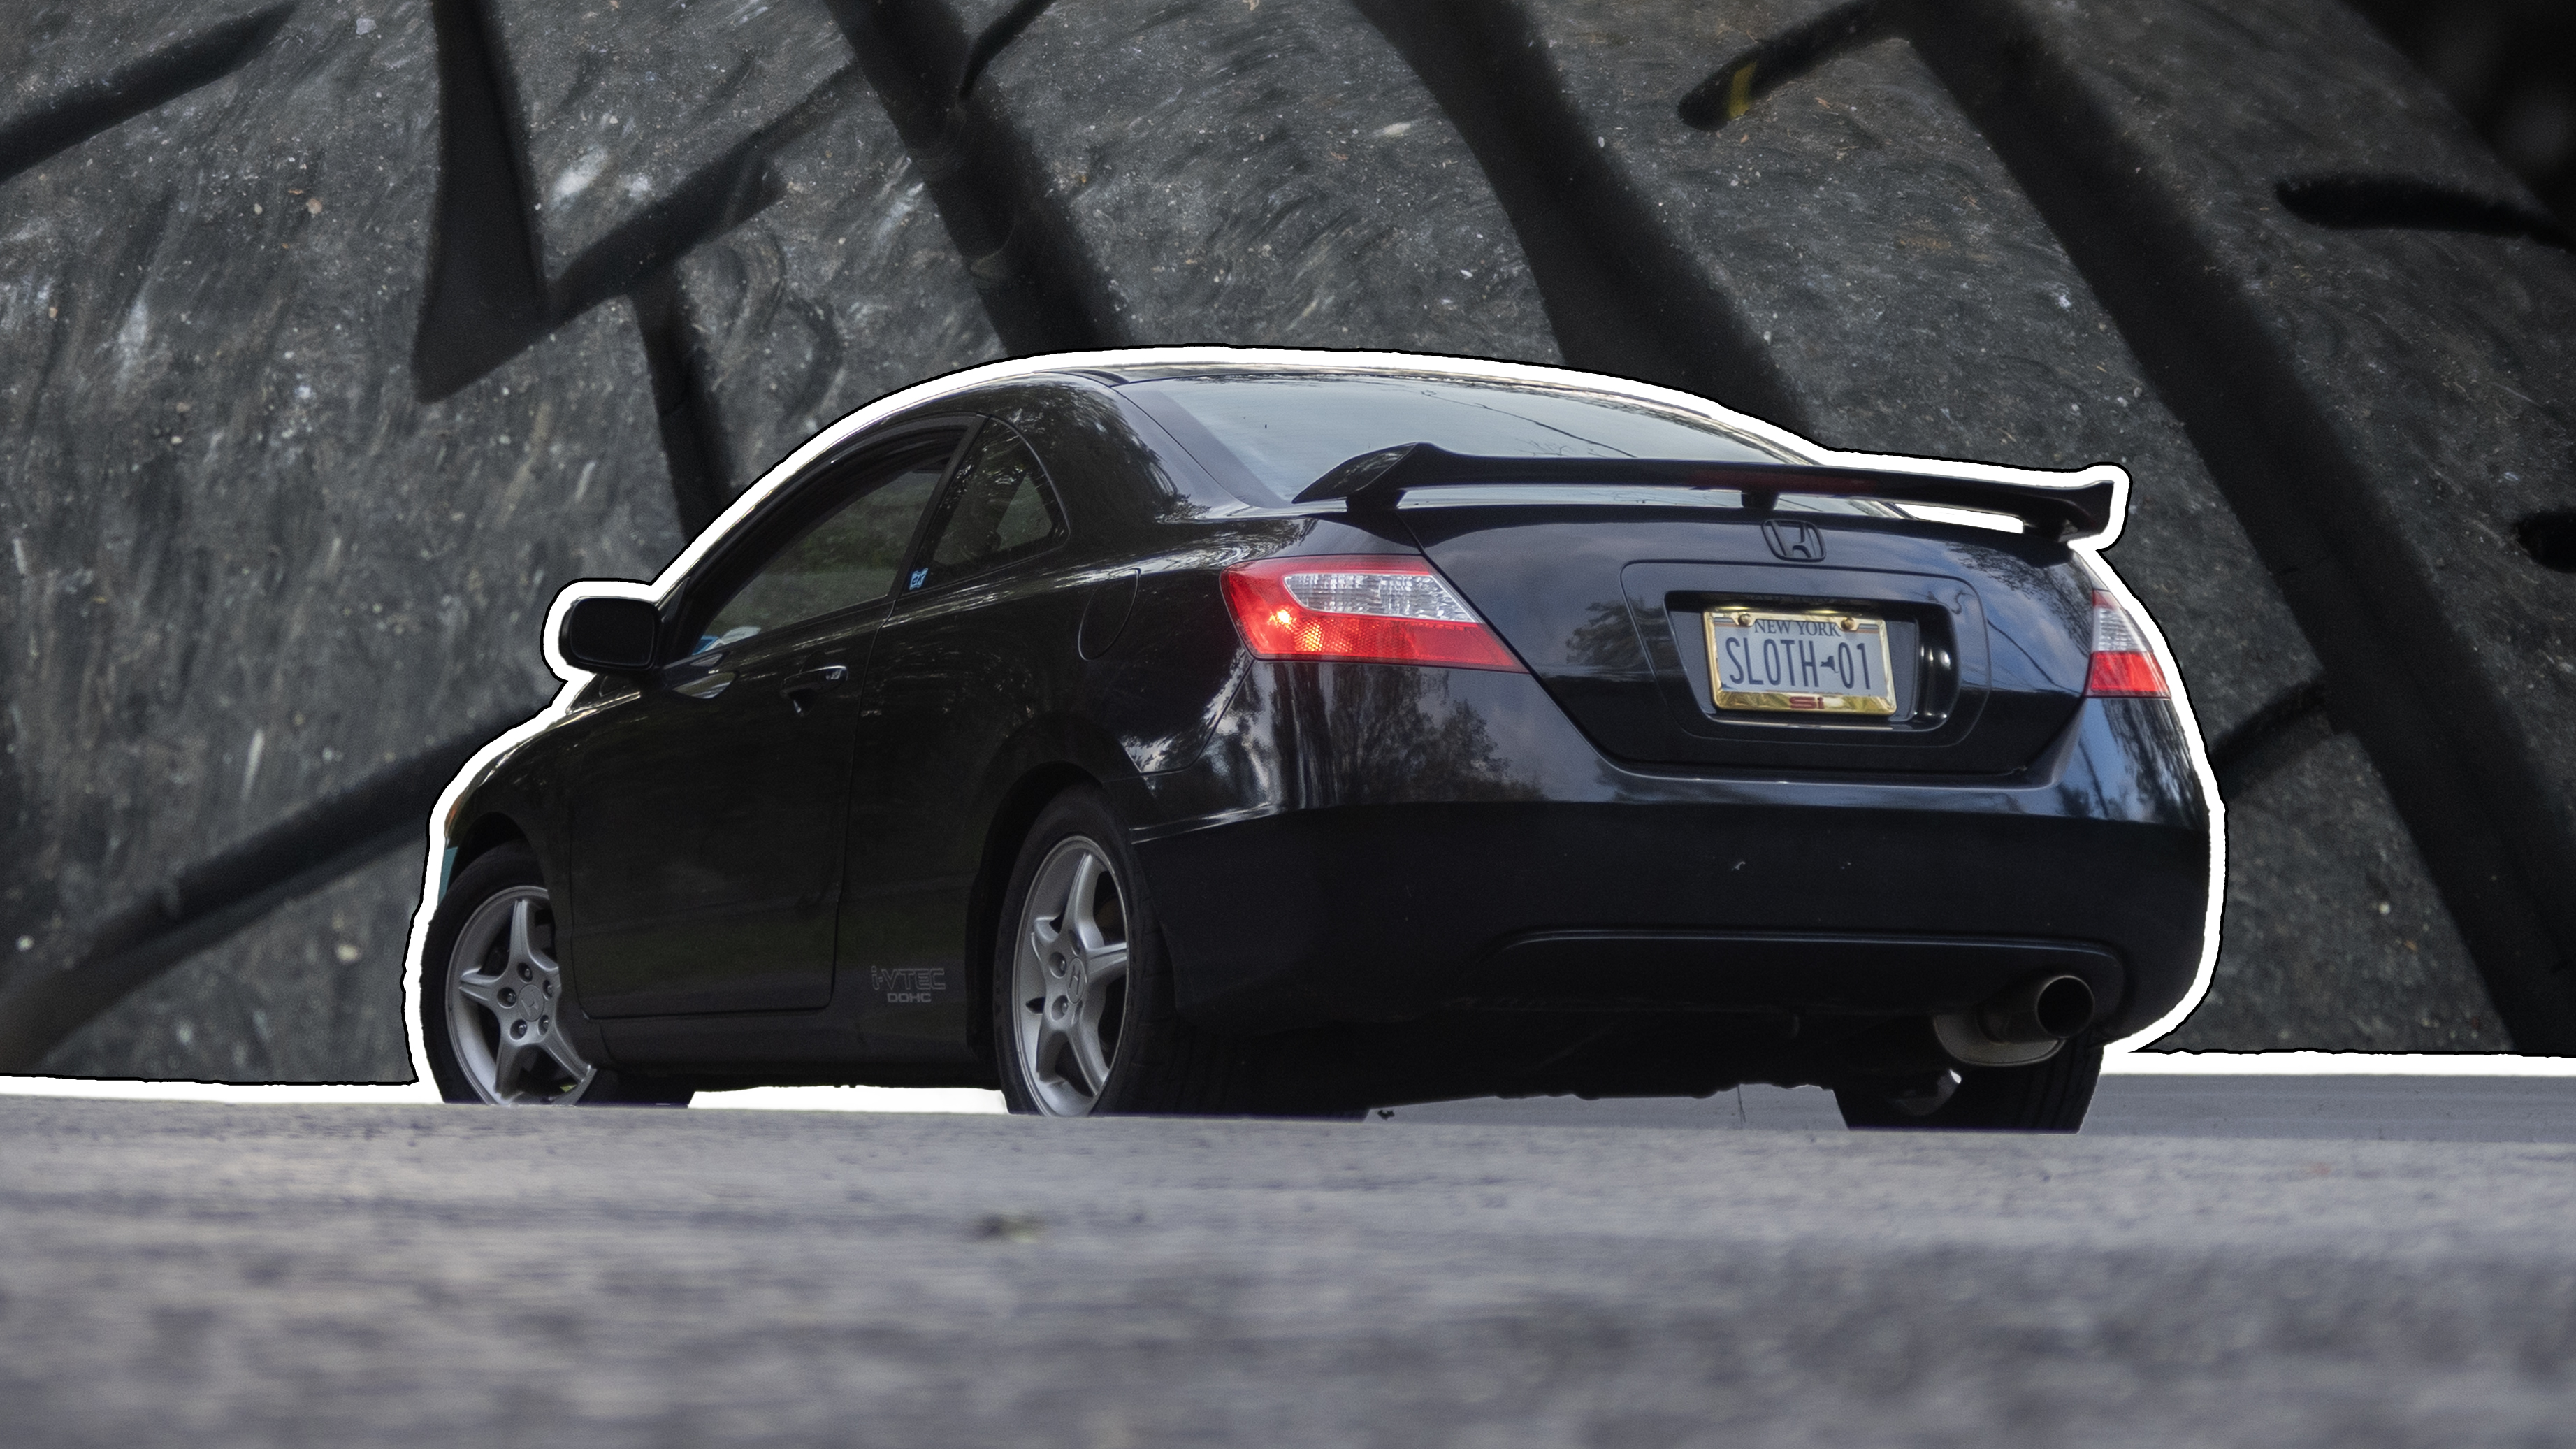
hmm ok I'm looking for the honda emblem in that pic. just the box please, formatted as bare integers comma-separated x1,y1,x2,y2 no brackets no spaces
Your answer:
1763,519,1826,562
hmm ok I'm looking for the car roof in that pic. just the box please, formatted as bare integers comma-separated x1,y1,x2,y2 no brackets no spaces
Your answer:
1052,359,1636,392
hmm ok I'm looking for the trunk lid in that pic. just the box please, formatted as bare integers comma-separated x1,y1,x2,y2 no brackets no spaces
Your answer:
1406,500,2096,774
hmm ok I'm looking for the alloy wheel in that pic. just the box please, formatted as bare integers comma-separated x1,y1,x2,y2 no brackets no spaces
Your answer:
444,886,596,1104
1011,836,1132,1116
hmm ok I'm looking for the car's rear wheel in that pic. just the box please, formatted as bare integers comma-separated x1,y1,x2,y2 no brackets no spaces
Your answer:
1833,1034,2104,1132
419,843,690,1106
993,786,1269,1116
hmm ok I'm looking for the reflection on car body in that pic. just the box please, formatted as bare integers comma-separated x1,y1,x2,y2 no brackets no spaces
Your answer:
419,349,2215,1130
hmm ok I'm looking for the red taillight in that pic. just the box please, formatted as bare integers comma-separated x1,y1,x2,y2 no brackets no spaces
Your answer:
1220,556,1524,671
2085,590,2169,697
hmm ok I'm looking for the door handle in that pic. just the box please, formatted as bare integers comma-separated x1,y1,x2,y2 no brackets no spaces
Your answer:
780,664,849,714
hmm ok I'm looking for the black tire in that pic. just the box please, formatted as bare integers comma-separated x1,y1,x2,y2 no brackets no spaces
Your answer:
418,844,690,1107
1835,1037,2104,1132
990,786,1275,1116
13,0,2574,1081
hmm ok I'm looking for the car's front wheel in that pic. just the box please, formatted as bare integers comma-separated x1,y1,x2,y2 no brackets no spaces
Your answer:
992,786,1264,1116
1833,1035,2104,1132
419,842,689,1106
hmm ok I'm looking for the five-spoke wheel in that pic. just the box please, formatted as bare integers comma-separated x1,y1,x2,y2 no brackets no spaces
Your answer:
420,842,636,1105
1009,835,1132,1116
443,884,595,1104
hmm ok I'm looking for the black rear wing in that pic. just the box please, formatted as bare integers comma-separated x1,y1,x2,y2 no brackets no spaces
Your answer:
1291,442,2120,541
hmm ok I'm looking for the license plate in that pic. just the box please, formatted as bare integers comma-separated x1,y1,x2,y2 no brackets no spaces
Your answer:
1705,607,1897,716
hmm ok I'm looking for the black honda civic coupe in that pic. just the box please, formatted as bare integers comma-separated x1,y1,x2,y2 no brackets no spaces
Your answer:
420,352,2213,1130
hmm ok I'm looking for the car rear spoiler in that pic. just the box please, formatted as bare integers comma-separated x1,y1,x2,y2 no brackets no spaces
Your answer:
1291,442,2120,541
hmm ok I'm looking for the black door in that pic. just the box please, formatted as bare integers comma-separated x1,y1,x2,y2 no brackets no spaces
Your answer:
837,419,1073,1052
566,440,957,1016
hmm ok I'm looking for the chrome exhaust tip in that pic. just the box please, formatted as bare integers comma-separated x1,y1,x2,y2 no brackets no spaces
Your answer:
1981,973,2097,1044
1933,974,2097,1067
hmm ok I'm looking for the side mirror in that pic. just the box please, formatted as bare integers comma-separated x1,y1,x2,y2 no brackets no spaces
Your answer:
558,596,663,674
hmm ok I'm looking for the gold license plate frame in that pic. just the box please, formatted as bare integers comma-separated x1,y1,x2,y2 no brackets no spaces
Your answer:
1705,607,1898,716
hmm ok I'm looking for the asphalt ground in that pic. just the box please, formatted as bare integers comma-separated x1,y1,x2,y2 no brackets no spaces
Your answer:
3,1078,2573,1447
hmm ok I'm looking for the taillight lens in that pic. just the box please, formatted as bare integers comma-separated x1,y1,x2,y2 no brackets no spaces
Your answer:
2085,590,2169,697
1221,556,1523,671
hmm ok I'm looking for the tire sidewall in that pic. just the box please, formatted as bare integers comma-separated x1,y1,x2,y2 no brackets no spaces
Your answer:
990,785,1163,1116
419,843,547,1104
1837,1035,2106,1132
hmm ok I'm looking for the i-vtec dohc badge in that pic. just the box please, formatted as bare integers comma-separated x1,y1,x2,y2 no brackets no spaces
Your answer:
1706,607,1897,716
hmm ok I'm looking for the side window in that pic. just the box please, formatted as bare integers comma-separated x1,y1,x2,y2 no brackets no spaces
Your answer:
697,456,948,651
912,422,1066,591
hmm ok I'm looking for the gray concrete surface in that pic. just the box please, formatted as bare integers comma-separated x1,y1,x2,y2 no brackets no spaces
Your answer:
3,1090,2573,1446
1381,1072,2576,1141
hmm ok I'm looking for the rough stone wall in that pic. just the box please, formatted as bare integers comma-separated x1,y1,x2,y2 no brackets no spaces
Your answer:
7,0,2571,1079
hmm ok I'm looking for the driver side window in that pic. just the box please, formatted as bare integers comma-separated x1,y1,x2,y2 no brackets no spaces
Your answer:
697,454,949,653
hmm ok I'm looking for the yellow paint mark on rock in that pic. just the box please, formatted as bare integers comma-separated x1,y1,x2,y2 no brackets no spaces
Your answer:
1726,64,1756,120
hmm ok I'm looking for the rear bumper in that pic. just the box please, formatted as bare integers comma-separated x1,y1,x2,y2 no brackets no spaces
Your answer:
1139,798,2203,1039
1128,664,2209,1044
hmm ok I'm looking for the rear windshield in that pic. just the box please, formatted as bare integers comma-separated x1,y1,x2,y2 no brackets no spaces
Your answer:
1120,373,1790,505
